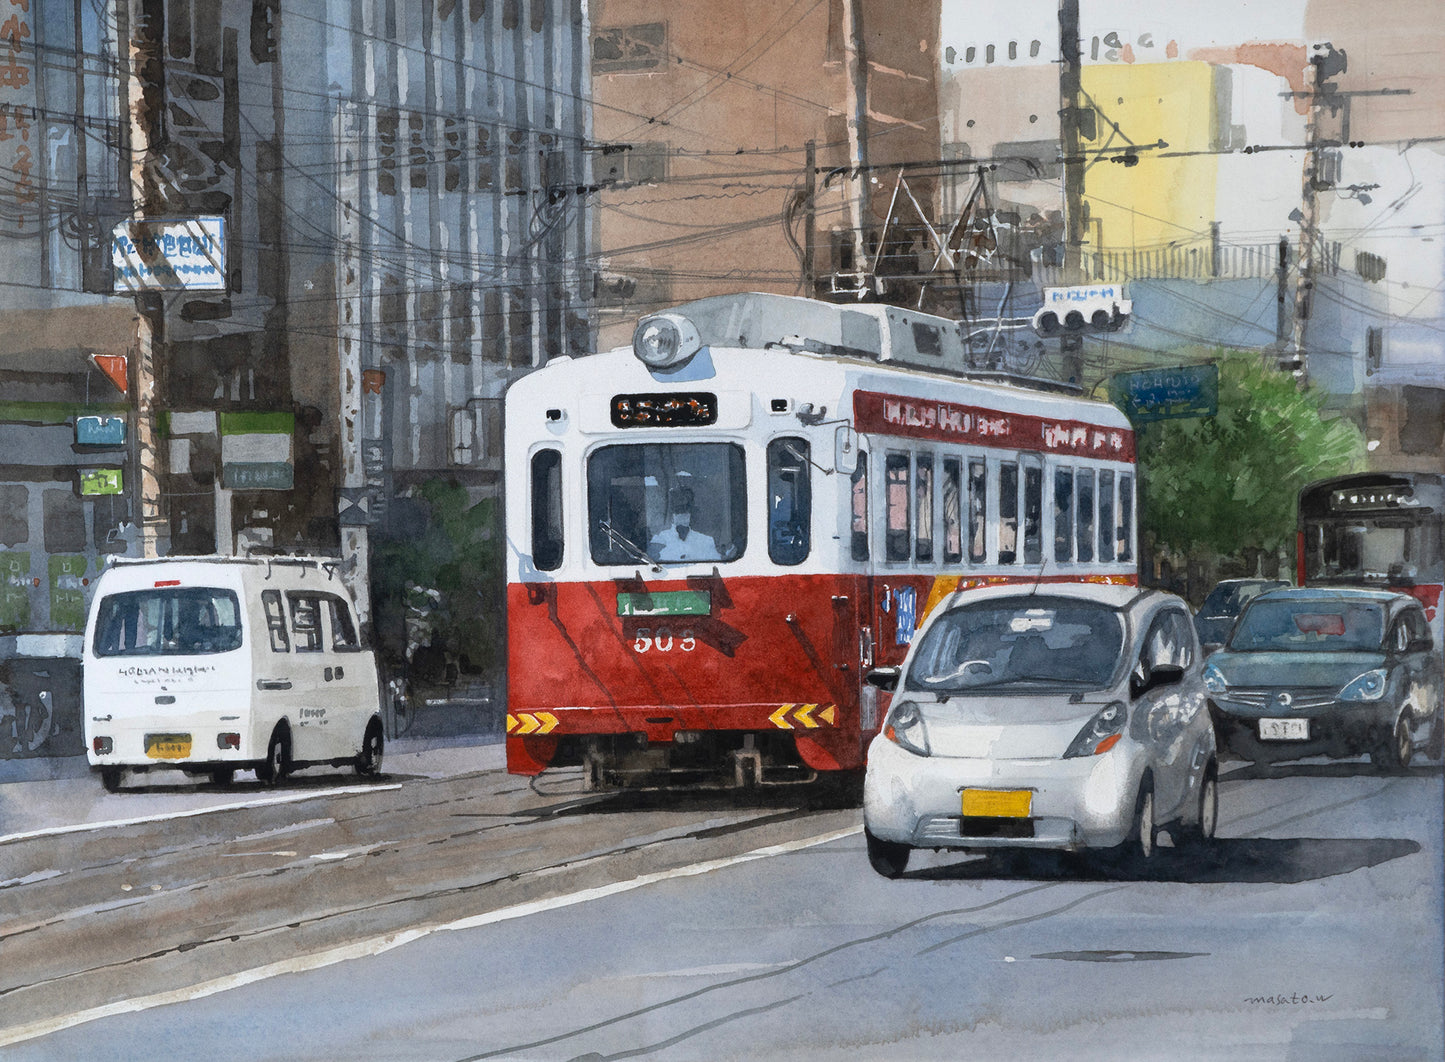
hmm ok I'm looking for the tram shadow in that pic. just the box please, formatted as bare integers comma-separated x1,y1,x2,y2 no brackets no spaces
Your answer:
546,777,862,816
905,834,1421,886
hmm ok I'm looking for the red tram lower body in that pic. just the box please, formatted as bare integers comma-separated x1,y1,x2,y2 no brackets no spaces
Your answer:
506,570,1136,788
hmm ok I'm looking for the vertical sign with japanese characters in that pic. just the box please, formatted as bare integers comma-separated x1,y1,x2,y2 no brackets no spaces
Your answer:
0,0,36,234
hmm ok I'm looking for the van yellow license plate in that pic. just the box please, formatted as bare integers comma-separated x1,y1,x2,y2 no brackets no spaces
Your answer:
146,734,192,759
961,788,1032,818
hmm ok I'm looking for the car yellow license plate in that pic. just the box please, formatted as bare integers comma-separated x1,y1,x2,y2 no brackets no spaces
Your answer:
961,788,1032,818
146,733,192,759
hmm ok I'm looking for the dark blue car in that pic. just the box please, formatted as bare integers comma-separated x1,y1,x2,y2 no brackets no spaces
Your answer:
1193,578,1289,651
1204,587,1444,769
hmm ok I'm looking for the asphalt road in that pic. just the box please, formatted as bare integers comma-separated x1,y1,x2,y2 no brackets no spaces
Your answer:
1,746,1440,1061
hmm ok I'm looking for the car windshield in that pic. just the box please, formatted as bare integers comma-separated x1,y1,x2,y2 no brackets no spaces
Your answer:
587,442,747,566
1228,599,1385,652
904,597,1126,692
93,587,244,657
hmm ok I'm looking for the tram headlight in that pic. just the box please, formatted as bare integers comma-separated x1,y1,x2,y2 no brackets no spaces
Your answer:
632,312,703,370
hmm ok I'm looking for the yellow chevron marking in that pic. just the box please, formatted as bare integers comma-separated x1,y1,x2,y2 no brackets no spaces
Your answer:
535,711,559,735
515,713,540,736
506,714,519,734
819,704,837,726
769,704,794,729
794,703,818,729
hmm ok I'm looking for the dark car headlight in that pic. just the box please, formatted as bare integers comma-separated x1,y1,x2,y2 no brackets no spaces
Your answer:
1339,668,1389,702
1063,701,1128,758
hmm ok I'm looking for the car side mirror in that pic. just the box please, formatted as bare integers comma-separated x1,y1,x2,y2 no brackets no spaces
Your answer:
865,666,900,692
1131,663,1185,698
1406,637,1434,655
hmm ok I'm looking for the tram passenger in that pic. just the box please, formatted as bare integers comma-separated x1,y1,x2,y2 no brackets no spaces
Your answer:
650,484,719,562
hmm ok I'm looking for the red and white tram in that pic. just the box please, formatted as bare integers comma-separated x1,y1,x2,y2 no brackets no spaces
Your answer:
504,293,1138,788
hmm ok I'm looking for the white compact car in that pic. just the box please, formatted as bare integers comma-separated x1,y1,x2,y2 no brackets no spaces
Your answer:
83,556,384,791
863,583,1217,877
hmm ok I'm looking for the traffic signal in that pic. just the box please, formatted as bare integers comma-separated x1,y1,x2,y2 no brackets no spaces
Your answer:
1032,286,1132,337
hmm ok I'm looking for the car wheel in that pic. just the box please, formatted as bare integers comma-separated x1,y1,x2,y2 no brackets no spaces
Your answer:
101,767,123,793
355,719,384,777
865,827,911,878
1371,716,1412,772
1118,780,1156,865
256,727,290,786
1177,764,1218,848
1426,712,1444,762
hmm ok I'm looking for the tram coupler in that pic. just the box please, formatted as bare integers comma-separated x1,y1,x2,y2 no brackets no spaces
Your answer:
731,747,763,788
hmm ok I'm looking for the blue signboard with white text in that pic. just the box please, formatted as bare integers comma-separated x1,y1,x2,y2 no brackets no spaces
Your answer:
1108,364,1219,423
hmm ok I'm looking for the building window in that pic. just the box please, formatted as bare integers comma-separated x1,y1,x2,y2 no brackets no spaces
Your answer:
1366,326,1383,375
0,485,27,547
43,489,86,553
593,23,666,73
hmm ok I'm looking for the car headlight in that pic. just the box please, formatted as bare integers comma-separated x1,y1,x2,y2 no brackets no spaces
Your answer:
1063,701,1128,759
883,701,931,757
1339,668,1389,702
1203,662,1228,694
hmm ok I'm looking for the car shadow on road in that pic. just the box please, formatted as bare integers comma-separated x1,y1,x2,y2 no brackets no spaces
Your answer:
1220,759,1443,782
905,835,1422,886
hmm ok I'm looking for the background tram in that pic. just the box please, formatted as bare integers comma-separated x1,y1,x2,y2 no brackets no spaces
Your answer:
1299,471,1445,644
503,293,1138,789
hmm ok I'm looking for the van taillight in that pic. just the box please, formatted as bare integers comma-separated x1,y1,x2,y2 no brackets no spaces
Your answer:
155,580,181,587
217,733,241,750
93,736,113,755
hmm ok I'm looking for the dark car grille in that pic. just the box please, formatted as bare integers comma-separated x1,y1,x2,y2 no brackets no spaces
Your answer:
1221,688,1337,710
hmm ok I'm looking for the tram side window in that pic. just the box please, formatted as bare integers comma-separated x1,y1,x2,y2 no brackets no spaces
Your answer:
1098,469,1115,562
942,457,962,564
968,458,987,564
767,437,811,566
1118,472,1134,562
1054,467,1075,563
850,450,869,562
1077,468,1095,563
916,453,934,563
885,452,911,562
531,449,564,571
1024,464,1043,565
999,461,1019,564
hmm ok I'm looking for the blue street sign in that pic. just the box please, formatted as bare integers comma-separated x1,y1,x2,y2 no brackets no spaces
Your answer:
1108,364,1219,423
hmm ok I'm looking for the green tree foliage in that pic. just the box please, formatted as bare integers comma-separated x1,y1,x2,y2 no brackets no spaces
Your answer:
1136,354,1366,559
370,478,504,682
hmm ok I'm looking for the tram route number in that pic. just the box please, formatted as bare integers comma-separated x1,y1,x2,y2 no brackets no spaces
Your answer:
632,627,696,653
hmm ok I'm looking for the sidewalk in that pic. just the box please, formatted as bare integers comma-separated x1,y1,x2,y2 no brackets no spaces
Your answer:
0,732,506,845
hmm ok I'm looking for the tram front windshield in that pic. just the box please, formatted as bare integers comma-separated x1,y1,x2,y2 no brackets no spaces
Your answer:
1304,516,1444,586
588,443,747,566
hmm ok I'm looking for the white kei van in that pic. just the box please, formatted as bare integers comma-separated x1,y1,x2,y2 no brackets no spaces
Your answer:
83,556,384,792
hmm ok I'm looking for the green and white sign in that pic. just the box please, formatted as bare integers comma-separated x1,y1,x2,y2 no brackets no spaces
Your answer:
220,411,294,490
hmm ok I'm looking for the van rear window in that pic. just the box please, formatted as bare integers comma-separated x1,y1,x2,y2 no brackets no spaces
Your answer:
93,588,243,657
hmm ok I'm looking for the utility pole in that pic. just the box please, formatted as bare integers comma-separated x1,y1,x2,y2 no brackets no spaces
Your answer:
1057,0,1085,386
803,139,816,297
840,0,871,287
124,0,170,558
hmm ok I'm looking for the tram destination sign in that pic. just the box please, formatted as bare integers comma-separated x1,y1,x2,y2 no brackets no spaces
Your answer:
1108,364,1218,423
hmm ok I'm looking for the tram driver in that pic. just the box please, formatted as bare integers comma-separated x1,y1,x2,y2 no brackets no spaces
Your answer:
650,482,719,562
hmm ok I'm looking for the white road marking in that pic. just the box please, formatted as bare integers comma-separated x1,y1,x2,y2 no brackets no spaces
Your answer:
0,785,402,846
0,824,862,1048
